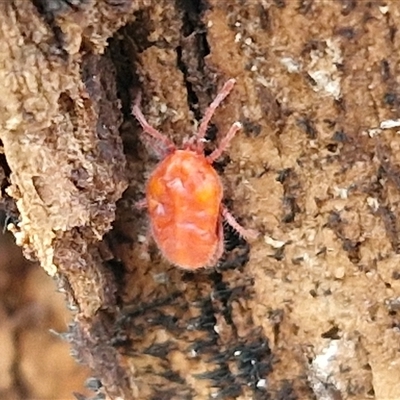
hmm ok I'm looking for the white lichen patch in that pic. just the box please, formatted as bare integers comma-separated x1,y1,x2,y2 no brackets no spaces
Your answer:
307,337,372,400
332,186,348,199
365,118,400,138
308,340,346,400
280,56,302,73
264,235,286,249
380,118,400,130
306,38,343,100
367,197,379,212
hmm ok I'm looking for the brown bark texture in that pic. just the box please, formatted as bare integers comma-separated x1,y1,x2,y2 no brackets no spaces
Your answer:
1,0,400,399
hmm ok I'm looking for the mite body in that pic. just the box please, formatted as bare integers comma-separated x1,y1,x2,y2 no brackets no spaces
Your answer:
133,79,257,270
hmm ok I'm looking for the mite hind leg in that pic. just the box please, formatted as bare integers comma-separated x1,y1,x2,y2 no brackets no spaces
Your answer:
207,219,225,268
221,206,258,240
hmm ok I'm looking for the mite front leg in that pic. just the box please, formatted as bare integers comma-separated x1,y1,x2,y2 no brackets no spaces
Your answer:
193,79,237,153
206,121,242,164
132,91,176,154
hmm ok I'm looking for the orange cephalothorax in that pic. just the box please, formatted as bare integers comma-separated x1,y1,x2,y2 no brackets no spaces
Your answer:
132,79,258,270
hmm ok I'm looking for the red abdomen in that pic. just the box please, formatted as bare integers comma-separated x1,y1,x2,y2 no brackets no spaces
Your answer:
146,150,223,269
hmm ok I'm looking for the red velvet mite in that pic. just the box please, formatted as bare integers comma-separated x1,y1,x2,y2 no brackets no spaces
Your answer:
132,79,258,270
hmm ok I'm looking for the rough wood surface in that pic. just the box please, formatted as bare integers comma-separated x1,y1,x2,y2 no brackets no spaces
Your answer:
1,1,400,399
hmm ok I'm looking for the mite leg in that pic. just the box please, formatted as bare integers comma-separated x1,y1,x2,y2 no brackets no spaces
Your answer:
194,79,236,152
221,206,259,240
134,199,148,209
139,131,171,159
132,91,175,153
207,219,225,267
206,121,242,164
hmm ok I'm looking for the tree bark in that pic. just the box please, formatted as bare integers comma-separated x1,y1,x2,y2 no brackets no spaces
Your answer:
1,1,400,399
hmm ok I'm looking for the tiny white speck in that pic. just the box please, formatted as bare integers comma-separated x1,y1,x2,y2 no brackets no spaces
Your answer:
14,231,24,246
367,197,379,212
244,37,252,45
5,223,15,233
367,128,381,137
280,57,301,73
137,234,146,243
264,236,285,249
5,115,22,130
159,103,167,113
380,119,400,129
207,20,213,28
256,379,267,388
379,5,389,14
333,187,348,199
308,70,341,99
256,76,271,88
190,349,197,357
235,33,242,43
